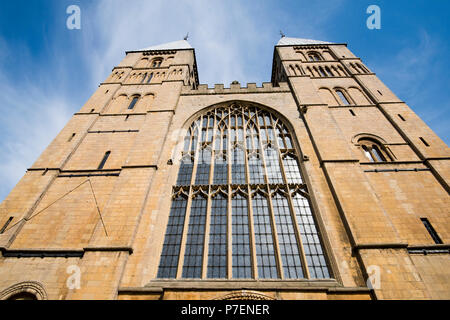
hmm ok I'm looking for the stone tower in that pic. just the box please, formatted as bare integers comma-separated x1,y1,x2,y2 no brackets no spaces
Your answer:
0,37,448,300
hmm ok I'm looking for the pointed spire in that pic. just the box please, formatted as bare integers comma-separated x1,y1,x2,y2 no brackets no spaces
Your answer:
280,30,285,38
184,32,189,41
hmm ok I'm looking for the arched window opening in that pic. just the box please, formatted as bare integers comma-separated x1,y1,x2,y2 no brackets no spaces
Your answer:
325,66,334,77
358,138,392,162
141,73,147,83
7,292,37,300
308,52,322,61
127,96,139,110
157,102,331,280
146,73,154,84
152,58,163,68
335,89,351,105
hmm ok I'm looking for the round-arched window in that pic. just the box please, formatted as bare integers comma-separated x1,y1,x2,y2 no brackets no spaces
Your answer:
358,138,393,162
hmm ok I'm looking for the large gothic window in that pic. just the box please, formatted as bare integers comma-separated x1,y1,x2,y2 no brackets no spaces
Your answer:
157,102,331,280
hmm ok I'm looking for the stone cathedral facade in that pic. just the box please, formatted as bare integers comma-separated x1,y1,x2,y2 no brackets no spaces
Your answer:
0,37,448,300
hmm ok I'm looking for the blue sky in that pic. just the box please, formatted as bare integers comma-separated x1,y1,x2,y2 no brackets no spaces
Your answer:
0,0,448,202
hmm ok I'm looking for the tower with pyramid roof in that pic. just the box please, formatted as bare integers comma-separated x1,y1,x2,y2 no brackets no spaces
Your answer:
0,37,448,300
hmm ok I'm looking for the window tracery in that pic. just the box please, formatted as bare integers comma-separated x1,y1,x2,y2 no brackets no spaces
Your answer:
157,102,331,280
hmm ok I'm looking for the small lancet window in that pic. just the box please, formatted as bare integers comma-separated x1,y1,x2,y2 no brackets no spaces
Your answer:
419,137,430,147
98,151,111,170
0,217,13,234
420,218,443,244
127,96,139,110
147,73,154,84
68,133,76,142
141,73,147,83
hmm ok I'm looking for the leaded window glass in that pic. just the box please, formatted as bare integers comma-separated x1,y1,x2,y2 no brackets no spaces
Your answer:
292,191,330,278
182,193,207,278
195,147,211,185
231,146,246,184
271,191,304,279
157,102,331,280
157,192,187,278
252,192,278,279
283,153,303,184
207,192,228,278
231,192,252,279
177,154,194,186
213,153,228,185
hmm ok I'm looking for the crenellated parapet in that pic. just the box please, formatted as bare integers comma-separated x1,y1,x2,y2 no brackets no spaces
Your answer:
181,82,290,95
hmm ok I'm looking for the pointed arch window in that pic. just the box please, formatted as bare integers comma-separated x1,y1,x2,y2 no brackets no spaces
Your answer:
157,102,331,280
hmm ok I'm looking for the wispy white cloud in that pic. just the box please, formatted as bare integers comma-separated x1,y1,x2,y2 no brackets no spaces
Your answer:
371,29,450,144
0,60,73,201
0,0,344,202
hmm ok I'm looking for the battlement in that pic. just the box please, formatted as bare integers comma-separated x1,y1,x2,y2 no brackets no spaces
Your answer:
181,82,290,95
